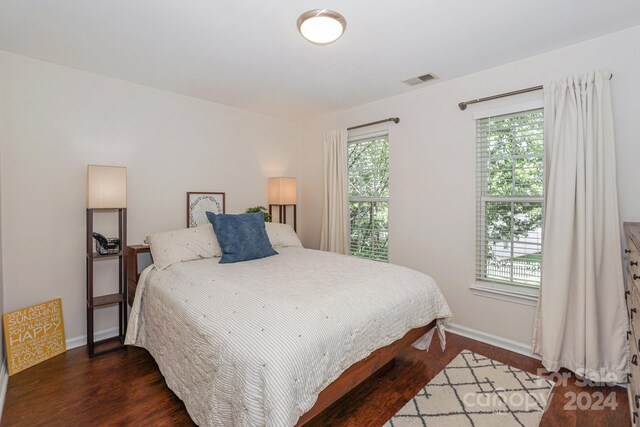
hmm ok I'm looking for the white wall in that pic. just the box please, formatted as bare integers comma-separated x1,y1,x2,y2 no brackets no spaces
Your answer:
0,51,298,341
0,106,3,365
297,25,640,345
2,24,639,353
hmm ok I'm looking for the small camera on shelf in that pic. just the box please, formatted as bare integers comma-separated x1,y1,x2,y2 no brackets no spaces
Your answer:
92,233,121,255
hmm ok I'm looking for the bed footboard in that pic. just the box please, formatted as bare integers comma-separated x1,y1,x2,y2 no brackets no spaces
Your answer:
296,319,437,426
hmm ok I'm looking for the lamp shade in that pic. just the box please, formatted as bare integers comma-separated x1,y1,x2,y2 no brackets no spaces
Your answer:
86,165,127,209
268,177,296,205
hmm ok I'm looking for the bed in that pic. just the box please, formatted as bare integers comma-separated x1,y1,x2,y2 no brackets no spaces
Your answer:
125,235,452,426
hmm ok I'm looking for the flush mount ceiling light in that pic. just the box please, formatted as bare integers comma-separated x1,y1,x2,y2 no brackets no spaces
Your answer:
297,9,346,45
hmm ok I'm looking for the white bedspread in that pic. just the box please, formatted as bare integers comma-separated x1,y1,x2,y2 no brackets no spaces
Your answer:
125,247,452,426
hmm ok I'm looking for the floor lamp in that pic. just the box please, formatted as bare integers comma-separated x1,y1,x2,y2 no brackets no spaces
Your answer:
86,165,128,357
268,177,297,231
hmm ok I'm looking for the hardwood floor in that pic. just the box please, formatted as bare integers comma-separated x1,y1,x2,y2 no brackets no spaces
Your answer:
2,332,630,426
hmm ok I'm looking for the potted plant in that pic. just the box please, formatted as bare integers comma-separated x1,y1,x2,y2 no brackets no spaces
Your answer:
245,206,271,222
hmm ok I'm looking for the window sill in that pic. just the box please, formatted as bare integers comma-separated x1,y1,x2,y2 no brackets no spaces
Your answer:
470,282,539,307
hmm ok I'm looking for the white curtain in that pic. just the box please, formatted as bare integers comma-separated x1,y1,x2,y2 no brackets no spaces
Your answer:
320,129,349,255
533,70,628,383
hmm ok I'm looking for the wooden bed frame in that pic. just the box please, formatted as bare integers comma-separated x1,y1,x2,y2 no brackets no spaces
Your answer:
296,320,436,425
126,246,437,426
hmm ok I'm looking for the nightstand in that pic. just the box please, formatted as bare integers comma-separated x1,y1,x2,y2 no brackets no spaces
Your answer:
126,245,151,306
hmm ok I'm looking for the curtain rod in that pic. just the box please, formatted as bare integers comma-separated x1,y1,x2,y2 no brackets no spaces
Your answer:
458,73,613,111
347,117,399,131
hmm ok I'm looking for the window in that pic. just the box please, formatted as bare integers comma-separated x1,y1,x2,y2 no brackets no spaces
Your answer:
348,134,389,262
476,108,544,294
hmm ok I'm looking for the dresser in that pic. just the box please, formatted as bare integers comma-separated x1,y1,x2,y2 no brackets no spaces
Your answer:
625,222,640,426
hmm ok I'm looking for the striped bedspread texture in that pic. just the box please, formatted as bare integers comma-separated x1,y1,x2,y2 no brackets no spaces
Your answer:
125,247,452,426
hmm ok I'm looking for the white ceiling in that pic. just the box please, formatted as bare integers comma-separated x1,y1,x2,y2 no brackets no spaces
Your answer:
1,1,640,119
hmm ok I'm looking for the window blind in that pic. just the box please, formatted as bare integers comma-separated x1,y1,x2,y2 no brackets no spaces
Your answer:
348,134,389,262
476,109,544,291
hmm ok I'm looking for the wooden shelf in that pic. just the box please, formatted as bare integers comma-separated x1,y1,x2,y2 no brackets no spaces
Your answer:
86,208,127,358
92,293,124,308
87,251,124,260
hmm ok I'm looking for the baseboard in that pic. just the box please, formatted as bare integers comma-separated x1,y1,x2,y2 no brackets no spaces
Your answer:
0,357,8,420
65,327,121,350
446,322,541,360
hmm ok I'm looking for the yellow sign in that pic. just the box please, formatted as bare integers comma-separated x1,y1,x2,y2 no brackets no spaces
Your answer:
3,298,66,375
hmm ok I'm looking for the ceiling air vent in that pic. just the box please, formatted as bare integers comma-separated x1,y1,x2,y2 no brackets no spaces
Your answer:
402,73,438,86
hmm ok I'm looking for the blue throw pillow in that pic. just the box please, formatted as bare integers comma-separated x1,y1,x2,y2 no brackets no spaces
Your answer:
206,212,278,264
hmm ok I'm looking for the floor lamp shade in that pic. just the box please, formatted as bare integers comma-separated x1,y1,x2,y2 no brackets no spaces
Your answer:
86,165,127,209
268,177,296,205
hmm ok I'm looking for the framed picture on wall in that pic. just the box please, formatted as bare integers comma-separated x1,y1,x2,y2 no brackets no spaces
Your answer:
187,192,226,227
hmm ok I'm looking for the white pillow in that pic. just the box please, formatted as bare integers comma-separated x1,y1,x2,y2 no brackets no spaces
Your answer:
265,222,303,248
148,224,222,270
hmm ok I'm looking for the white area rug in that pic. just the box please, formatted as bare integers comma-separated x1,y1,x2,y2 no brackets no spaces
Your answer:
385,350,554,427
